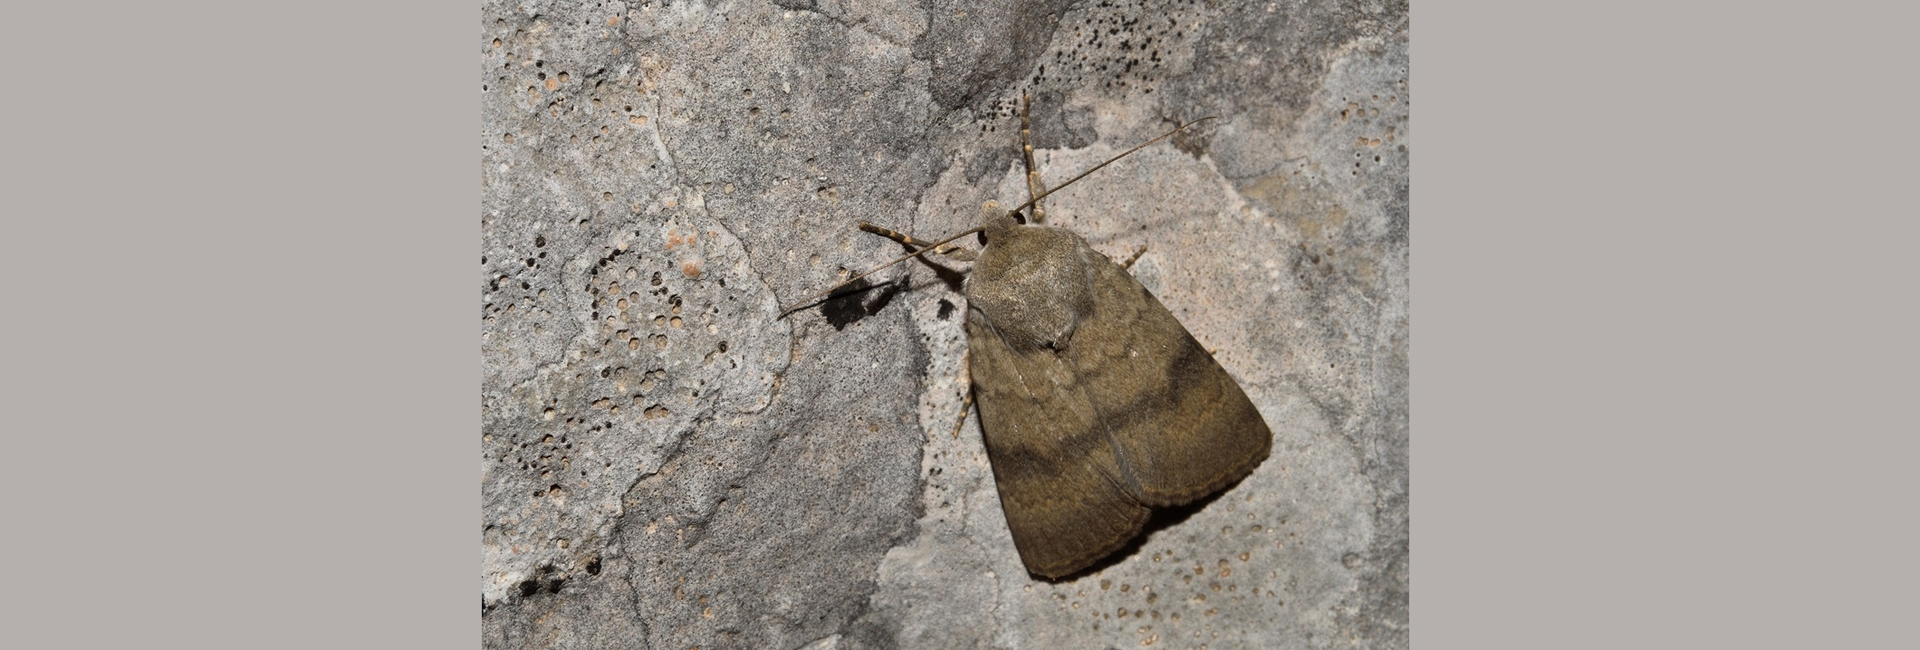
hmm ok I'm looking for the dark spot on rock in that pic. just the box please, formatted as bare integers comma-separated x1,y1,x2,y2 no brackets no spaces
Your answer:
821,277,903,330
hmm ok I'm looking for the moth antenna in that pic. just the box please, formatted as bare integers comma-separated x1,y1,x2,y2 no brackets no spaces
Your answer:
778,115,1214,319
778,226,986,319
998,116,1217,223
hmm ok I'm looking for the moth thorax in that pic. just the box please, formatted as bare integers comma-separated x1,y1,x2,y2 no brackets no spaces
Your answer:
967,223,1096,351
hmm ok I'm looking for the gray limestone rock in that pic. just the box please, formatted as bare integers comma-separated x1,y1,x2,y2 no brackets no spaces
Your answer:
481,1,1407,648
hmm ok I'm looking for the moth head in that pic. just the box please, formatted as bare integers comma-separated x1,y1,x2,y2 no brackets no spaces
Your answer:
979,200,1022,247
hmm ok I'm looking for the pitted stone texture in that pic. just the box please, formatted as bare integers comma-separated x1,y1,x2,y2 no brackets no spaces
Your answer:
482,204,788,607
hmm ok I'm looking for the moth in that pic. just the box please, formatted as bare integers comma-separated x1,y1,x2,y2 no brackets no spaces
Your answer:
783,97,1271,579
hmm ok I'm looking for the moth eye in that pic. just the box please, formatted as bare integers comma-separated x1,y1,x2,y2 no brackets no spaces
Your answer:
976,231,989,246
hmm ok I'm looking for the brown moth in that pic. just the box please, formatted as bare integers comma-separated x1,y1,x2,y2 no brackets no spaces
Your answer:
783,97,1271,579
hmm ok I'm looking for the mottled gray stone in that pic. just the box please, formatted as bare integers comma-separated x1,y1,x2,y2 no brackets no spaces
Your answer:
481,1,1407,648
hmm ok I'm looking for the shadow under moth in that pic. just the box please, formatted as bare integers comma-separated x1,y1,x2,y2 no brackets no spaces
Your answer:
782,97,1271,579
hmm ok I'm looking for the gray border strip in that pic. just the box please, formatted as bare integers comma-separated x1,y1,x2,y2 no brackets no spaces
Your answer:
1417,1,1917,647
9,2,471,647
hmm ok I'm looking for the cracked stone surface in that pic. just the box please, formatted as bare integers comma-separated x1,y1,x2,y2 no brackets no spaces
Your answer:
481,1,1407,648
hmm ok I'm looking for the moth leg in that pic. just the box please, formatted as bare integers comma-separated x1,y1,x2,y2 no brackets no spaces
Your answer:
858,221,978,262
950,350,975,438
1121,244,1149,270
950,387,975,438
1020,93,1048,224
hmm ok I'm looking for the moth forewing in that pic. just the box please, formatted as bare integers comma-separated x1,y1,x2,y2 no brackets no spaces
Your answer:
964,206,1271,579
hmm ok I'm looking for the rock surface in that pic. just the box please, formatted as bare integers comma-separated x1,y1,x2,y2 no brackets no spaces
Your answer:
481,1,1407,647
